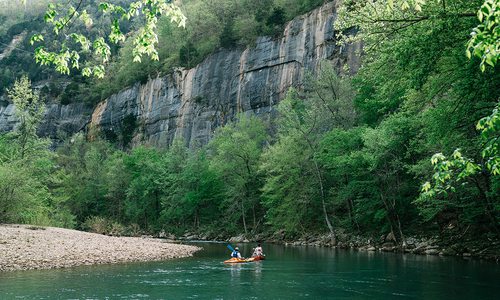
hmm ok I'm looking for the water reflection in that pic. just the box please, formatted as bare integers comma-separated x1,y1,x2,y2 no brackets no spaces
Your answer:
229,263,242,281
254,261,262,281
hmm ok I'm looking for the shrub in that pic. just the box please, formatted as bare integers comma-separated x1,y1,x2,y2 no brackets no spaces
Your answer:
83,216,110,234
109,222,127,236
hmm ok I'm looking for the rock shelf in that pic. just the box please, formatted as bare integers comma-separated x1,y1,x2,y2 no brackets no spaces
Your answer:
0,224,200,272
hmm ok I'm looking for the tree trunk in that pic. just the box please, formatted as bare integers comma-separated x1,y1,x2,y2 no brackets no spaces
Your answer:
313,159,335,242
380,188,404,247
241,199,248,236
347,198,360,232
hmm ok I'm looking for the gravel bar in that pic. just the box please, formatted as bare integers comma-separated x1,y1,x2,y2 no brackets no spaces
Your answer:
0,224,200,272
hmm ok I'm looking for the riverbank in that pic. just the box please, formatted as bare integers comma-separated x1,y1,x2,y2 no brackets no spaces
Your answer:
0,224,200,272
275,233,500,262
175,230,500,262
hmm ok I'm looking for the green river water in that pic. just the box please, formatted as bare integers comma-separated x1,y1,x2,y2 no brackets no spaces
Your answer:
0,242,498,299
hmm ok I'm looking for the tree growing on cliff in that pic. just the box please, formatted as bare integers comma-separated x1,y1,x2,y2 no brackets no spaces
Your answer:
7,76,46,159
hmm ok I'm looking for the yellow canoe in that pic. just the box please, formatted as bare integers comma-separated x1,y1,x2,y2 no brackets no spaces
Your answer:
223,256,266,264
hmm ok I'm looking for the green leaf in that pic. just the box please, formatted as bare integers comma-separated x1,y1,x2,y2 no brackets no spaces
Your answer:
30,34,44,45
82,67,92,77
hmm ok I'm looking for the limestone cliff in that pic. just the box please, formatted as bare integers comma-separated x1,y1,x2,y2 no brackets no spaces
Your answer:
0,1,361,147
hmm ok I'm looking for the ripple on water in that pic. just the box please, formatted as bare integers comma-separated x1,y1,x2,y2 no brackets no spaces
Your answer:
140,278,206,287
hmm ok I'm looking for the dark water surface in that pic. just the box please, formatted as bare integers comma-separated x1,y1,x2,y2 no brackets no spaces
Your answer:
0,242,498,299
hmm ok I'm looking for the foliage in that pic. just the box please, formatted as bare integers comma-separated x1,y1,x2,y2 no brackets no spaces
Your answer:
337,0,500,242
7,76,45,159
335,1,478,47
261,66,357,238
419,102,500,230
0,78,74,227
208,115,268,235
31,0,186,78
467,0,500,71
161,148,224,231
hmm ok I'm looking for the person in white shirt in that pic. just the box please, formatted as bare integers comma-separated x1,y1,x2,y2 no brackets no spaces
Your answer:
252,243,263,257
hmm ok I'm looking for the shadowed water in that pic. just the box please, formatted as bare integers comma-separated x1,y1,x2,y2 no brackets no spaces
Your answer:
0,242,498,299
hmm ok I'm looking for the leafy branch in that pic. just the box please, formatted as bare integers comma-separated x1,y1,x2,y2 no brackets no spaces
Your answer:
30,0,186,79
421,100,500,198
466,0,499,72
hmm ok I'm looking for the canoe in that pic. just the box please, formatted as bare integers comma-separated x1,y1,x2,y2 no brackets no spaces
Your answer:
224,257,248,264
248,255,266,261
223,255,266,264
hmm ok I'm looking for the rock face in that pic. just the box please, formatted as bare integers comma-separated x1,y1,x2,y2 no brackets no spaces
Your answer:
0,1,361,147
0,100,92,143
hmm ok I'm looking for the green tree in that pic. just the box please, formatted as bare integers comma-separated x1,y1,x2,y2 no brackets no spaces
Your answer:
420,103,500,236
317,127,368,232
161,149,224,232
261,65,356,239
55,135,115,225
336,0,499,244
123,146,166,231
7,75,45,159
0,77,74,227
208,115,267,235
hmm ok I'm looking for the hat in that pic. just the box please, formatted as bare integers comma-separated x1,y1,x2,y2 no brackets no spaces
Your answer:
235,247,239,250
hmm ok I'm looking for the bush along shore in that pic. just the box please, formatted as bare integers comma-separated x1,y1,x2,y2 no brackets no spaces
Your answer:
0,224,200,272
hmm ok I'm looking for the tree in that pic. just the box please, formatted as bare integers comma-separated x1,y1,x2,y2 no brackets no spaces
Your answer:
361,114,421,245
261,67,356,239
208,115,267,235
261,133,322,236
420,103,500,236
55,135,115,225
317,127,367,232
0,77,73,227
7,75,45,159
161,149,224,232
123,146,166,230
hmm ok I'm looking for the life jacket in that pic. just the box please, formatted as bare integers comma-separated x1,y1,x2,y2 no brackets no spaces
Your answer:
231,250,239,258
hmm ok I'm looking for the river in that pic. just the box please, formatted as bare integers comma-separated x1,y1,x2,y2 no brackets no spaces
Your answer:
1,242,498,299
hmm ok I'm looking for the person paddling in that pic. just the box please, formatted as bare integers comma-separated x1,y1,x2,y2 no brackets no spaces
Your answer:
231,247,242,259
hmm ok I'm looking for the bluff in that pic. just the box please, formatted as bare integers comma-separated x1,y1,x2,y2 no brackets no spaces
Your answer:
0,1,360,147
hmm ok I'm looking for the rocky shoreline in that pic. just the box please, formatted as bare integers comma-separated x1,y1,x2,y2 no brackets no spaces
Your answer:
176,231,500,262
0,224,200,272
